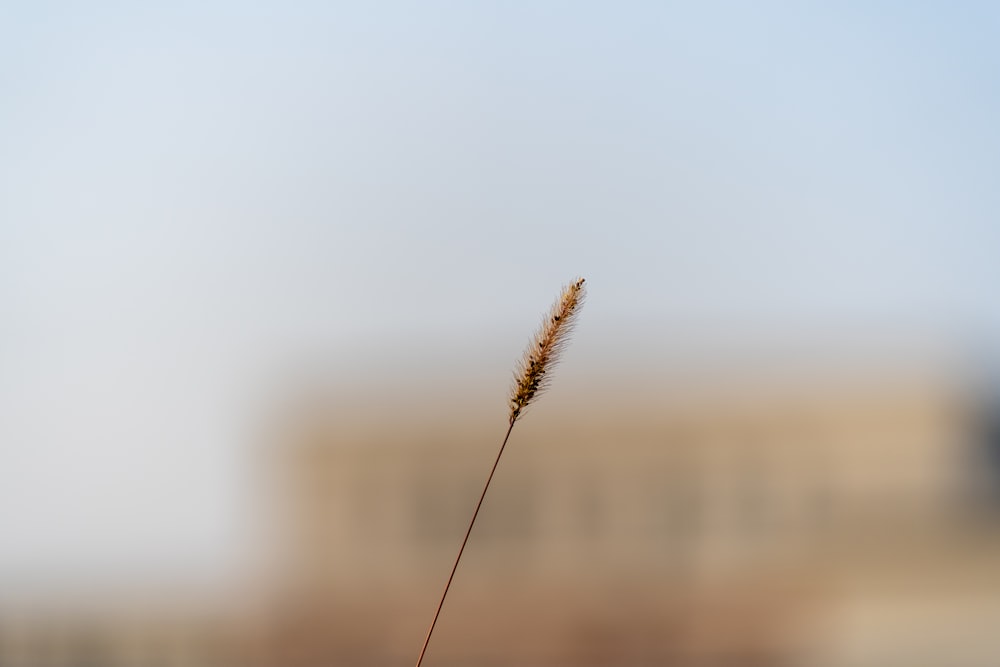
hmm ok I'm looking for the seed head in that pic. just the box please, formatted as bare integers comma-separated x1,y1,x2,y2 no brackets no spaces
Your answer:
509,278,586,423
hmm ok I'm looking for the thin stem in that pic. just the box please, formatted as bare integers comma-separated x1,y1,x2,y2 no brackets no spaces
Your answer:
414,419,518,667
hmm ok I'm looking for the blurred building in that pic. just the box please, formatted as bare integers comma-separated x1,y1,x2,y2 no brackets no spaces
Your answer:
4,363,1000,666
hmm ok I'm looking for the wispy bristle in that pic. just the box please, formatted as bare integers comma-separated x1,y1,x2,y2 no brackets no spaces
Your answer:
509,278,586,423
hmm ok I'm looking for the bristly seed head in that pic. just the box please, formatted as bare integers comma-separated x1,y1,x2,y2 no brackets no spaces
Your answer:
509,278,586,424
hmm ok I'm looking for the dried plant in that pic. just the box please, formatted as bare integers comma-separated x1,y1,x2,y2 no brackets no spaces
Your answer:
414,278,587,667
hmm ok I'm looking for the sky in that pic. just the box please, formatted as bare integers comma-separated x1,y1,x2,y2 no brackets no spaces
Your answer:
1,2,999,586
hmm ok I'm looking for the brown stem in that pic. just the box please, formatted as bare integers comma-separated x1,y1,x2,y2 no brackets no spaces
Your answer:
414,418,518,667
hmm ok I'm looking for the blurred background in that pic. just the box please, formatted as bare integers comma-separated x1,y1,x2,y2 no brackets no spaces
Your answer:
3,2,1000,666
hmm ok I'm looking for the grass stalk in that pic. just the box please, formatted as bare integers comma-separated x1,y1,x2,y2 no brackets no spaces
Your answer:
414,278,586,667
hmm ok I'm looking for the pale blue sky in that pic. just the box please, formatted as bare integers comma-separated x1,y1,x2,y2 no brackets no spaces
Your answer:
1,2,999,583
